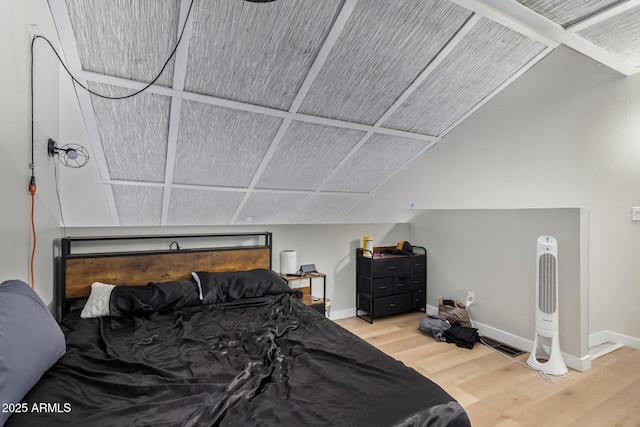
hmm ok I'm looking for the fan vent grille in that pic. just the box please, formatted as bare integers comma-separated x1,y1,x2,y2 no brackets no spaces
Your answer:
538,253,557,314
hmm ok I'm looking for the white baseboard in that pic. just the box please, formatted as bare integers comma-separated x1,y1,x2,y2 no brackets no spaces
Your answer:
475,320,591,372
426,305,591,372
589,330,609,347
333,305,640,372
329,307,356,321
590,330,640,351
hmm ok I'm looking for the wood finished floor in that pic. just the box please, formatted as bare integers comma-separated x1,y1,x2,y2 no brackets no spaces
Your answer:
335,311,640,427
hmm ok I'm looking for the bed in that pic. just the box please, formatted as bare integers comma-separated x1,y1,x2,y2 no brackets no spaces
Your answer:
2,232,470,427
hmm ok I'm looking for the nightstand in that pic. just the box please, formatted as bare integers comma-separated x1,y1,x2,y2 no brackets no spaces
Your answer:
279,272,326,316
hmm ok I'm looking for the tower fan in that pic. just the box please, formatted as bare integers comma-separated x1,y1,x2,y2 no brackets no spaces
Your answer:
527,236,568,375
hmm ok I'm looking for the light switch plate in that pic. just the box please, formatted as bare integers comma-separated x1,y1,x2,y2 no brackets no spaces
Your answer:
632,207,640,221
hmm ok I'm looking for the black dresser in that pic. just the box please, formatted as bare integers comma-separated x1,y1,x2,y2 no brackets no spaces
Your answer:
356,246,426,323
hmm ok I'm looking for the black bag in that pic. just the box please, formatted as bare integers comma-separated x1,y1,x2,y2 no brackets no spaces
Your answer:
395,240,413,254
444,325,480,349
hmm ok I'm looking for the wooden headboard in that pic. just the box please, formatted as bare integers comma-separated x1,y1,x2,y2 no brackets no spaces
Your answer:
56,232,272,321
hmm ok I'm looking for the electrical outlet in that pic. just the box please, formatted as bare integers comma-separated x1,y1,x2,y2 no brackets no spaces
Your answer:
466,291,475,306
28,23,38,39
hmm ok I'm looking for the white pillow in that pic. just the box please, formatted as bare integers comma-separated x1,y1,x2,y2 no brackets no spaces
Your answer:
80,282,116,318
191,272,203,301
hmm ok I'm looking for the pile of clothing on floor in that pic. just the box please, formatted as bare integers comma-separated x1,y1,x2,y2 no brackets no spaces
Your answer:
419,298,480,349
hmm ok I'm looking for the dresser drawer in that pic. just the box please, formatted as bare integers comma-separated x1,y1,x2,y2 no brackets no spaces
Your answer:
372,278,393,297
357,275,371,296
374,294,411,317
412,289,426,309
357,293,372,311
411,274,425,291
411,255,427,273
392,276,412,294
373,258,411,278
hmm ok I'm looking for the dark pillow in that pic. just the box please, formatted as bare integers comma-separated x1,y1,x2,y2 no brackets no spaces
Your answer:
193,269,292,304
0,280,66,426
109,279,201,317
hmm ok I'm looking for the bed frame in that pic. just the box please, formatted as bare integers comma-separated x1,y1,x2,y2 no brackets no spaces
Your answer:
55,232,273,321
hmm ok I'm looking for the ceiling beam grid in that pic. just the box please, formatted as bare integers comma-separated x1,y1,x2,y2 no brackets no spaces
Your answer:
565,0,640,33
74,70,440,143
456,0,638,76
229,0,360,224
107,179,366,197
375,14,482,128
438,45,554,139
161,0,195,226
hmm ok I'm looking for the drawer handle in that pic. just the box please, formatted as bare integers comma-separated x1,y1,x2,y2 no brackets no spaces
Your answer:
415,263,424,267
388,266,398,270
397,283,407,287
413,280,421,284
378,286,388,290
389,303,397,307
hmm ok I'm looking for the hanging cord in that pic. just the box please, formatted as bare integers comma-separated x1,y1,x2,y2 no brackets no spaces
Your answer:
27,0,195,286
53,160,67,233
29,192,36,289
30,0,195,101
29,35,37,289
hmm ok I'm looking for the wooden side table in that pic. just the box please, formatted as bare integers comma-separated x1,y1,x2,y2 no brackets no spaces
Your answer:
279,272,326,316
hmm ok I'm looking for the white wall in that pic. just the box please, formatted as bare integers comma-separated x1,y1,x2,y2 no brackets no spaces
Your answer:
0,0,63,305
409,208,588,368
345,46,640,341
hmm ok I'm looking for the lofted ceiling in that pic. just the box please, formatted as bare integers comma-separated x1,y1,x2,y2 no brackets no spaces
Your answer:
48,0,640,226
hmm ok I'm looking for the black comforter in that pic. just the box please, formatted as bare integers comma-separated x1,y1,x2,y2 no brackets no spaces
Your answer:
7,293,469,426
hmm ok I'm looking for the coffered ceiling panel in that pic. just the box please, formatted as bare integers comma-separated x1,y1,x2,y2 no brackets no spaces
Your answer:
89,82,170,183
167,188,244,225
383,18,546,137
297,0,472,125
236,192,297,225
173,100,283,187
183,0,343,109
112,185,163,226
577,4,640,67
291,193,365,224
50,0,639,226
256,121,365,191
321,134,428,194
66,0,179,86
515,0,625,27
